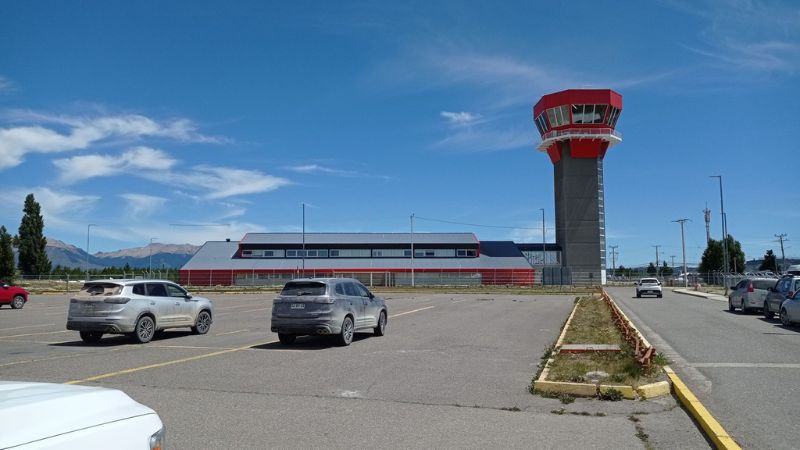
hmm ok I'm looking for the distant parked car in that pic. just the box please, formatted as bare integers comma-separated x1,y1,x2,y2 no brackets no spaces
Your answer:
728,278,775,313
67,279,214,344
763,275,800,320
0,280,28,309
786,265,800,275
271,278,388,346
778,291,800,326
635,278,662,298
0,381,165,450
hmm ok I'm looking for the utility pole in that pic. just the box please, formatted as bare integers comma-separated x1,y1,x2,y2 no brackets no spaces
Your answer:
653,245,661,277
670,255,676,273
673,219,689,288
85,224,96,279
410,213,415,287
149,237,158,277
539,208,546,265
710,176,728,274
301,203,305,275
775,233,788,274
609,245,618,278
703,205,712,244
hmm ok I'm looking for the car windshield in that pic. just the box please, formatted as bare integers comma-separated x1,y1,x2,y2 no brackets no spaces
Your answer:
78,283,122,296
281,282,327,296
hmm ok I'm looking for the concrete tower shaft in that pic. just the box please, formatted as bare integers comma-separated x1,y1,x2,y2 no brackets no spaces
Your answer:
533,89,622,284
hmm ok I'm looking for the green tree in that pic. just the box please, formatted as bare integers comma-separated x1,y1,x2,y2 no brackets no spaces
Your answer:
759,249,777,272
0,226,15,281
17,194,51,275
698,235,746,274
646,262,657,276
661,261,674,276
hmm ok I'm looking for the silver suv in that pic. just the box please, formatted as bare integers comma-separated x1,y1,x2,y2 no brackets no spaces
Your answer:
67,279,214,344
728,278,775,313
271,278,388,346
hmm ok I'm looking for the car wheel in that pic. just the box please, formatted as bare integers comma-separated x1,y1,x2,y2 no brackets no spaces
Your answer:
636,292,641,298
191,310,212,335
740,300,749,314
657,293,663,298
10,295,25,309
728,299,735,312
374,311,387,336
337,315,354,346
278,333,296,345
780,309,791,327
79,331,103,344
764,302,774,319
132,316,155,343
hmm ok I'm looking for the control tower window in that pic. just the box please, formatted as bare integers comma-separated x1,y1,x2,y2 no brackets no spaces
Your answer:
534,113,548,134
546,105,570,127
590,105,607,123
571,104,585,123
606,106,621,127
572,104,608,124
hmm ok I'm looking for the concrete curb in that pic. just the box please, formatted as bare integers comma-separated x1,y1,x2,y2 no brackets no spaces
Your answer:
673,289,727,303
533,295,669,400
664,366,741,450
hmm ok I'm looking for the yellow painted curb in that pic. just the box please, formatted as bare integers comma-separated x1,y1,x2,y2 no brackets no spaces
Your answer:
533,380,598,397
637,380,671,399
598,384,636,400
664,367,742,450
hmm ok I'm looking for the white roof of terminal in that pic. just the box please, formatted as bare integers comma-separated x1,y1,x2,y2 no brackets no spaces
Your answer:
240,232,478,245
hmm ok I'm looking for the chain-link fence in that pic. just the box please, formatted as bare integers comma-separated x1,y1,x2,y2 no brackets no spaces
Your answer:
14,272,181,292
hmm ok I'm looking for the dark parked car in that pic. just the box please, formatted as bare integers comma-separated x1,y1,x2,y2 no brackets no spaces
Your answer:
271,278,388,346
0,281,29,309
763,275,800,320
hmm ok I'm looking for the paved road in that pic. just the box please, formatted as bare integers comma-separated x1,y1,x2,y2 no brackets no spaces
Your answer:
1,292,708,449
606,286,800,450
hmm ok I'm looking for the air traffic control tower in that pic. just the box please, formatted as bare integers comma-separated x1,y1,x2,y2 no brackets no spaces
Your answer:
533,89,622,284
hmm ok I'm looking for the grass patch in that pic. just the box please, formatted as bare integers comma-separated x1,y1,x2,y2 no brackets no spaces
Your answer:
561,295,624,346
535,390,575,404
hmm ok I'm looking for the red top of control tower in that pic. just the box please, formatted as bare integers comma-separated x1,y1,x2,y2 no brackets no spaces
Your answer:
533,89,622,164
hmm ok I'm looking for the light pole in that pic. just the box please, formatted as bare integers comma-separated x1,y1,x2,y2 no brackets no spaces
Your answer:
149,237,158,277
652,245,661,278
539,208,545,265
710,176,728,274
410,213,415,287
85,224,96,279
673,219,689,288
609,245,618,279
301,203,306,276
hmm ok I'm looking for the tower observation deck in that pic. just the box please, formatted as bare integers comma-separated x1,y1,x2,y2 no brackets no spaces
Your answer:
533,89,622,284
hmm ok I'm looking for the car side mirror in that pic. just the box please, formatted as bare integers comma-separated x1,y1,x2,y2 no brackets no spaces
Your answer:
789,291,795,299
185,294,193,300
1,284,8,289
658,282,662,286
368,292,374,299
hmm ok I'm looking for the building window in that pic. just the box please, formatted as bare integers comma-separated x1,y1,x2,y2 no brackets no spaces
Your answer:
456,249,477,257
330,249,371,258
546,105,570,127
534,113,549,134
606,106,620,127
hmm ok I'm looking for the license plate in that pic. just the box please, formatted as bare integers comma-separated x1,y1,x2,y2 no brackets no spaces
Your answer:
80,303,95,311
290,303,305,310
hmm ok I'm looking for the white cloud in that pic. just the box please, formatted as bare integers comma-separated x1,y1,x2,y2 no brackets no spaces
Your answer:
285,164,354,176
181,166,291,199
0,112,224,170
436,125,534,152
0,76,14,93
119,193,168,217
53,146,176,183
0,187,100,229
440,111,482,125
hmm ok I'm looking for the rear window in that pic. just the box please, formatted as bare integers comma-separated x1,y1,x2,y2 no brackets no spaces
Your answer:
755,280,775,290
79,283,122,296
281,281,327,296
641,279,658,284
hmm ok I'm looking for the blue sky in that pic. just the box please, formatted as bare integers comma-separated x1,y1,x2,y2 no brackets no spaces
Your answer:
0,0,798,268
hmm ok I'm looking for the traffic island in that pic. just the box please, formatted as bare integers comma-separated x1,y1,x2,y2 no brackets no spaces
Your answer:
532,292,670,400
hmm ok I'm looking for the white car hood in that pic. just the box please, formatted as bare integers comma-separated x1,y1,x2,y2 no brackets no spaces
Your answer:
0,381,157,448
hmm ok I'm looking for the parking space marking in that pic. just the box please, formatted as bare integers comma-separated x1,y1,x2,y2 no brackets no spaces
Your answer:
217,307,271,317
214,303,269,311
0,347,126,368
389,305,435,318
216,329,249,336
0,323,57,331
149,344,236,350
64,339,279,385
0,330,71,339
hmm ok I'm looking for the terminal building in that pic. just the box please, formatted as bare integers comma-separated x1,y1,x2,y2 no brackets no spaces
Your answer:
179,233,562,287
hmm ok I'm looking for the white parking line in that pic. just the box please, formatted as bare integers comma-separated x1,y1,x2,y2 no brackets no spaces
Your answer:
0,323,57,331
216,329,249,336
0,330,71,339
217,307,271,317
389,306,435,318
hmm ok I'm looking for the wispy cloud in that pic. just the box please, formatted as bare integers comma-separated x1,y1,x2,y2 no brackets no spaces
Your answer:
435,125,533,153
53,148,290,199
284,163,391,180
440,111,482,125
0,187,99,229
0,111,226,170
665,0,800,74
119,193,168,217
54,147,176,183
0,76,14,93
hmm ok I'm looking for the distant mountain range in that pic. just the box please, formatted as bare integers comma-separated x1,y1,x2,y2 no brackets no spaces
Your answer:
45,239,200,269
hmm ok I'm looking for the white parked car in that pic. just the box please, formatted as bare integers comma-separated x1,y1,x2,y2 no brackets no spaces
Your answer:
636,278,663,298
0,381,165,449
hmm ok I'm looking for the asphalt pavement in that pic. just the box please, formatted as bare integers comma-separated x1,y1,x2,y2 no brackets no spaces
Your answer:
606,286,800,450
0,292,710,449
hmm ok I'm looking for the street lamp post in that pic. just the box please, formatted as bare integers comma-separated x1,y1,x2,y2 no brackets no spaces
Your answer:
149,237,158,277
85,224,96,279
674,219,689,288
410,213,415,287
710,176,728,275
539,208,545,266
302,203,306,276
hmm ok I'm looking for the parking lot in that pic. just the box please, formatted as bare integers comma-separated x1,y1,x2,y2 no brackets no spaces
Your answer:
1,292,708,449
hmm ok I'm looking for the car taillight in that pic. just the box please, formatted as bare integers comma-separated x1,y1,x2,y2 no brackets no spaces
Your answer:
747,283,754,293
104,297,131,304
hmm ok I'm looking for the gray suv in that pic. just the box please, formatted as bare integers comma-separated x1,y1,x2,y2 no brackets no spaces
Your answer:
67,279,215,344
764,275,800,320
271,278,388,346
